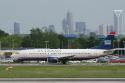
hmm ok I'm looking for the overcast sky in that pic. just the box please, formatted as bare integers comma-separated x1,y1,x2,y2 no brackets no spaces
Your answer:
0,0,125,34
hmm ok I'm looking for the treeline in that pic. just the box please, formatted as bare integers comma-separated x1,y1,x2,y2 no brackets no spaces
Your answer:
0,28,125,49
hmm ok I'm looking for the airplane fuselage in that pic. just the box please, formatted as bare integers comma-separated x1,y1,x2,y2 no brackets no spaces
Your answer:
11,49,112,62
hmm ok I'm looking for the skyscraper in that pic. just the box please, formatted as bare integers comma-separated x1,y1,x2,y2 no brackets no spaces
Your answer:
42,26,48,32
98,24,114,36
107,24,114,35
14,22,20,35
98,24,107,36
48,25,56,32
66,11,74,34
62,11,74,35
113,10,123,35
62,19,68,34
75,22,86,35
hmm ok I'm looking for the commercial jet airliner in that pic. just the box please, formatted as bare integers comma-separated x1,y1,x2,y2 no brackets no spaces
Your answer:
11,32,116,64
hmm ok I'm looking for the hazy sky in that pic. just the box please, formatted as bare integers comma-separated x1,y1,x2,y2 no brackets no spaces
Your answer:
0,0,125,34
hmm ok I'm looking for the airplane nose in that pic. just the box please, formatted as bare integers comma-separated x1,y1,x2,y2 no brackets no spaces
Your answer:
11,54,17,60
10,54,14,59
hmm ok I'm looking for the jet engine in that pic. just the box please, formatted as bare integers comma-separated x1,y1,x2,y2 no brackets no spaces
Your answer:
47,56,58,63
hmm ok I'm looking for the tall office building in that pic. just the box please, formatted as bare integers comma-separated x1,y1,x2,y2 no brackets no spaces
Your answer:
98,24,107,36
113,10,123,35
14,22,20,35
66,11,74,34
62,19,68,34
99,24,114,36
48,25,56,32
75,22,86,34
62,11,74,35
106,24,114,35
42,26,48,32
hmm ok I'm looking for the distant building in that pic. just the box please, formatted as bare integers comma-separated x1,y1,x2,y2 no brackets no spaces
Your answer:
98,24,107,36
62,19,68,34
85,28,91,36
75,22,86,35
62,11,74,35
98,24,114,36
89,32,97,37
107,25,114,35
113,10,123,35
14,22,20,35
42,26,48,32
66,11,74,34
48,25,56,32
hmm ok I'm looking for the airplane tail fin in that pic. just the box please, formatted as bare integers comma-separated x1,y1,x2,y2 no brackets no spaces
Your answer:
95,32,116,49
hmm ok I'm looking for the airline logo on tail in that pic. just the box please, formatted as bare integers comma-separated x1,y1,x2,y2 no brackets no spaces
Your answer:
104,40,111,45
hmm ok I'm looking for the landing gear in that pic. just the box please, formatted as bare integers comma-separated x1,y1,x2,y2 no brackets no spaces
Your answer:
61,60,67,64
14,60,24,63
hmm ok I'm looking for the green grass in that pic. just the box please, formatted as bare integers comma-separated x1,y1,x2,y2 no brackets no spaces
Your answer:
0,65,125,78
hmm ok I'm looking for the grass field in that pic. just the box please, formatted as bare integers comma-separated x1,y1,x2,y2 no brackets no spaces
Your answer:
0,65,125,78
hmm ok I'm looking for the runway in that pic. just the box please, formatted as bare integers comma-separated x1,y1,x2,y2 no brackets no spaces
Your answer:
0,81,124,83
0,78,125,83
1,63,125,66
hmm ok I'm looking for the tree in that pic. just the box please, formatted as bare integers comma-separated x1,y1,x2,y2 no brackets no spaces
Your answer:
1,35,22,49
87,36,99,48
119,37,125,48
76,37,88,48
22,28,60,48
21,36,31,48
43,32,60,48
58,35,68,49
0,29,8,38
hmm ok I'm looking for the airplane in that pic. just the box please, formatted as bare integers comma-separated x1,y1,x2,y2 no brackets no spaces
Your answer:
11,32,116,64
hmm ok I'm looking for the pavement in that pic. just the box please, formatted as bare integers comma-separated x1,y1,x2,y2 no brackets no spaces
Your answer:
0,78,125,81
1,63,125,66
0,81,124,83
0,78,125,83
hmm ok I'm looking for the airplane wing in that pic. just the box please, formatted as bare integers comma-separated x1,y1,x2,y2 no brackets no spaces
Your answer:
113,48,125,51
48,55,75,60
59,55,75,60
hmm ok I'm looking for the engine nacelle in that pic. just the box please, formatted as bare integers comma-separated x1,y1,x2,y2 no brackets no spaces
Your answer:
47,57,58,63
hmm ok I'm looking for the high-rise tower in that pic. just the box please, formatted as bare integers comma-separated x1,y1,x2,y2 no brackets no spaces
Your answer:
66,11,74,34
98,24,107,36
113,10,123,35
48,25,56,32
62,11,74,35
14,22,20,35
75,22,86,35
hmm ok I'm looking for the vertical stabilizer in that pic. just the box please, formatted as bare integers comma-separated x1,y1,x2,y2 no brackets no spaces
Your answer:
96,32,116,49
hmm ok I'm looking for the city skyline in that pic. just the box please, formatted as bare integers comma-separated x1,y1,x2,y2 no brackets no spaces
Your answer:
0,0,125,34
